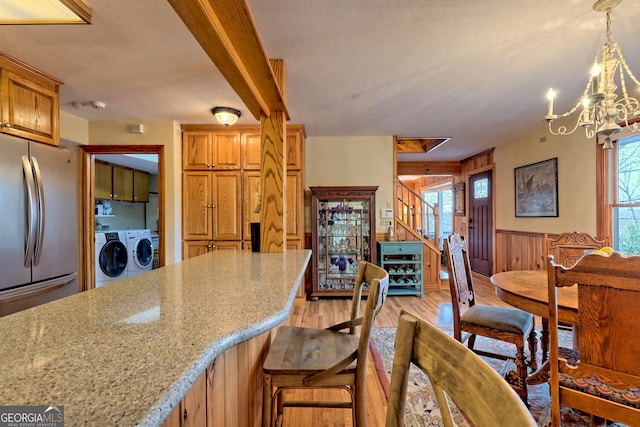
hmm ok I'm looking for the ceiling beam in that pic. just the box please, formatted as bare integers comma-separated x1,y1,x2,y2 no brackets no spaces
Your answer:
397,161,462,176
167,0,289,120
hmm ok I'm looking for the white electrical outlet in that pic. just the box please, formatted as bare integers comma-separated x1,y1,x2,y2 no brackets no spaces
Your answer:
381,208,393,219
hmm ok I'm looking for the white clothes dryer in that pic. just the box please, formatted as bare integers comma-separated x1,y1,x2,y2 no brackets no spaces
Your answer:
95,231,128,287
125,229,154,277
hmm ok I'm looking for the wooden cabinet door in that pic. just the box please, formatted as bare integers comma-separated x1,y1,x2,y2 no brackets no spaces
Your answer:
95,161,113,200
183,172,213,241
240,173,303,247
133,169,150,202
182,241,212,260
243,172,261,240
212,131,241,170
112,165,133,201
211,240,243,251
286,171,303,241
1,69,59,146
286,127,303,170
242,131,262,170
183,132,213,170
212,171,242,241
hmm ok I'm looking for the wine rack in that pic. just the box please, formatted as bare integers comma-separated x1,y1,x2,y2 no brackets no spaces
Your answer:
378,241,423,297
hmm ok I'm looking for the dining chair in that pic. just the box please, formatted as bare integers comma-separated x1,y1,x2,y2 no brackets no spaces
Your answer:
541,231,609,362
547,252,640,427
385,310,537,427
544,231,608,269
262,260,389,427
444,233,537,404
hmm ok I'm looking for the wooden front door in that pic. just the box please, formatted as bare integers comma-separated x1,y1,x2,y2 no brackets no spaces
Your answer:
468,170,493,276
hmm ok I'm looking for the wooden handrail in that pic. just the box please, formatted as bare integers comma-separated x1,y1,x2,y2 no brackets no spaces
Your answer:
395,179,440,249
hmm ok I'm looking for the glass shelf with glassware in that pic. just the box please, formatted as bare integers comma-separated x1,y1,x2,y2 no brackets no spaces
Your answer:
310,186,378,299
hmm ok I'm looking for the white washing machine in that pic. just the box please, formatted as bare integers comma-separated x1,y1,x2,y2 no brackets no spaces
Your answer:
95,231,128,287
125,229,154,277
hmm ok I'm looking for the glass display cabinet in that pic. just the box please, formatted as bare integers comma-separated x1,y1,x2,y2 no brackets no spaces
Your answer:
310,186,378,299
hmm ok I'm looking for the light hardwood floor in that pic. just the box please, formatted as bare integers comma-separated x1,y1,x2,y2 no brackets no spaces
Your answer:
279,273,521,427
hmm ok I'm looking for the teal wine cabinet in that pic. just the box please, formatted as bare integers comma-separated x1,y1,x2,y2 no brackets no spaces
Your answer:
377,241,424,297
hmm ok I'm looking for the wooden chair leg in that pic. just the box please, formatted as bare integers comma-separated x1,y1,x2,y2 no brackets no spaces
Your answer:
354,384,365,427
541,317,549,364
514,345,529,406
527,329,538,372
262,374,273,427
467,334,477,350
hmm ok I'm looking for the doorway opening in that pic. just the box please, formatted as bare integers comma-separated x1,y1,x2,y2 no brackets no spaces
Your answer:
80,145,164,291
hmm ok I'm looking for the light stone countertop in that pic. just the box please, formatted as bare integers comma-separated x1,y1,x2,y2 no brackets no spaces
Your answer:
0,249,312,426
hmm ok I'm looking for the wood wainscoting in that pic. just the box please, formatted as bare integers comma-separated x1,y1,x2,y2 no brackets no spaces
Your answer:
495,229,548,272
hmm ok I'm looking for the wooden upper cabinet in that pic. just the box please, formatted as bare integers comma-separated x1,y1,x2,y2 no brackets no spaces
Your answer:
112,165,134,201
242,131,262,170
182,132,213,170
212,171,242,241
95,161,113,200
183,130,241,170
0,52,61,147
212,131,241,169
95,161,150,203
133,170,150,203
286,125,304,170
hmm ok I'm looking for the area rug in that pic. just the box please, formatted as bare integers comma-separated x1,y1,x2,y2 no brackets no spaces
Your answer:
370,327,627,427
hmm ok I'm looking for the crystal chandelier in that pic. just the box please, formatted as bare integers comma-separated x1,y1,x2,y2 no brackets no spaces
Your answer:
544,0,640,149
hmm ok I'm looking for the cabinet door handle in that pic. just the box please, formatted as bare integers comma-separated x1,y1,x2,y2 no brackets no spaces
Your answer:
3,123,11,128
207,204,213,208
211,163,216,168
207,163,212,168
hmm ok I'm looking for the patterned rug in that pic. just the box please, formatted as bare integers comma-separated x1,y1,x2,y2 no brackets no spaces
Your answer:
370,327,628,427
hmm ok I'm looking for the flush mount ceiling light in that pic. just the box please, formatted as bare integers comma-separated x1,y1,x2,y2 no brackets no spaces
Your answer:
0,0,92,24
211,106,241,127
544,0,640,149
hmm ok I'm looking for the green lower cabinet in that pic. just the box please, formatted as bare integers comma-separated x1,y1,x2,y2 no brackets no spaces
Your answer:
377,241,424,297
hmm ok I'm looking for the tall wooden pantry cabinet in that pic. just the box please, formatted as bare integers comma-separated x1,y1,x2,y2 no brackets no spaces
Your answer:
181,124,306,257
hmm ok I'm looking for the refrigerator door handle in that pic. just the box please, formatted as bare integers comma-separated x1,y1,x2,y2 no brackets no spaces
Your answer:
22,155,38,268
31,156,45,266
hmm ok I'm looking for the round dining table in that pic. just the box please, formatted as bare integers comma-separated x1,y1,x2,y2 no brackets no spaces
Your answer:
491,270,580,384
490,269,578,325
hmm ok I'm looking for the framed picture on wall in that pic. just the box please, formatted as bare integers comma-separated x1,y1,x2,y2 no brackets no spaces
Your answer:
514,157,558,217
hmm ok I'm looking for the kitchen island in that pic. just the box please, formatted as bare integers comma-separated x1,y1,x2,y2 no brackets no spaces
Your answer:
0,249,311,426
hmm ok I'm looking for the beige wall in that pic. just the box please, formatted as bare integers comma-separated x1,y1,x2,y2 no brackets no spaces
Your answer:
60,110,89,145
494,126,597,235
305,136,394,233
88,120,182,264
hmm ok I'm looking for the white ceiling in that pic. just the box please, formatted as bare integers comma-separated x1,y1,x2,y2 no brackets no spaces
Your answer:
1,0,640,161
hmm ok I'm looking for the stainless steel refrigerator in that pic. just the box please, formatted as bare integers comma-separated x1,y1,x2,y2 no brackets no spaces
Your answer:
0,133,78,316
